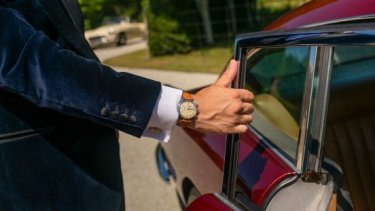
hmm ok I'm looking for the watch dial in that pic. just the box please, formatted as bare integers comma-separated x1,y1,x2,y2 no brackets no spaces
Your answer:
180,102,197,119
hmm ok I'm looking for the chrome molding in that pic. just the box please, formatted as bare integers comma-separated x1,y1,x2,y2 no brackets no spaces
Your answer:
308,46,333,172
296,46,334,173
296,46,318,173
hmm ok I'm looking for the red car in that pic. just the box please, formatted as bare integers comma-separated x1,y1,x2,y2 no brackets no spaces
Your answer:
157,0,375,210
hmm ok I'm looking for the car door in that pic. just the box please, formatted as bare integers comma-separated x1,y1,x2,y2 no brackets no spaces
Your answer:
187,22,375,211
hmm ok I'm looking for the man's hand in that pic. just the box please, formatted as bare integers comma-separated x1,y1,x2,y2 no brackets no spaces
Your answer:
190,59,254,134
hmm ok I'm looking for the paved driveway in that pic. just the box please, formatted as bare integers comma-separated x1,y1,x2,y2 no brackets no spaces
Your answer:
95,45,218,211
116,67,217,211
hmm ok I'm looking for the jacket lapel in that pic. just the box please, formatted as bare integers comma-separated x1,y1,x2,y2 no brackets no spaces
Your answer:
39,0,98,61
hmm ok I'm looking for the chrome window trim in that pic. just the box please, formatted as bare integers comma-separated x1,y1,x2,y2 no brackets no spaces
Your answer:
296,46,318,172
235,23,375,49
307,46,333,172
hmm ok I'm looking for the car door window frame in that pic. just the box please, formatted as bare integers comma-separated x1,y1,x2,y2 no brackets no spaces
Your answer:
231,22,375,176
235,43,333,175
298,45,333,173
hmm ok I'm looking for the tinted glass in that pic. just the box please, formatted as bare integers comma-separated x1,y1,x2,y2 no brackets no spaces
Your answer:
244,47,309,160
324,46,375,211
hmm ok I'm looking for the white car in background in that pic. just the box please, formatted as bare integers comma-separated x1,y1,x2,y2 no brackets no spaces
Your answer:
85,17,145,48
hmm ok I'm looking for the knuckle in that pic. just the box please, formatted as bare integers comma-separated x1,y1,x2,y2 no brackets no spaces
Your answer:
232,91,241,99
241,90,254,101
220,125,228,134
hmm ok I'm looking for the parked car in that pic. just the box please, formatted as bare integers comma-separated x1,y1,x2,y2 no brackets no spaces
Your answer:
84,16,145,48
157,0,375,210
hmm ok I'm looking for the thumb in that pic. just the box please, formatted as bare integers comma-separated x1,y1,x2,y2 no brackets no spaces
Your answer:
215,59,238,87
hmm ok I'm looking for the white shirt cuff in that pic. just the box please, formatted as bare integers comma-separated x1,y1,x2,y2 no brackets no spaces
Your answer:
142,85,182,142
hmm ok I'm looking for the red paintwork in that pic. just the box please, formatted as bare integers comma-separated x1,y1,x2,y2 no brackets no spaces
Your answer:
186,194,233,211
186,129,226,171
163,0,375,209
183,128,296,207
265,0,375,31
239,132,296,205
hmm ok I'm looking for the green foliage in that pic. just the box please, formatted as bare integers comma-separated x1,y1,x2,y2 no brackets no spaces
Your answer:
143,0,192,56
79,0,137,29
148,16,191,56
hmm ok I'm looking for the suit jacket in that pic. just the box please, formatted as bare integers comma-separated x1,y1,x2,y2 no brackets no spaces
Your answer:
0,0,160,209
2,0,161,136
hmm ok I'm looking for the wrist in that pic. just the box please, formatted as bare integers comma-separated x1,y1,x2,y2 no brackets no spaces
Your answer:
176,92,199,128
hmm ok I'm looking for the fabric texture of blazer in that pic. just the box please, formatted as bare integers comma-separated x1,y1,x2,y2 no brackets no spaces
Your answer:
0,0,161,209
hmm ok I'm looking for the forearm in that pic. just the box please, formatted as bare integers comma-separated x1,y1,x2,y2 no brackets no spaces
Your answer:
0,8,161,137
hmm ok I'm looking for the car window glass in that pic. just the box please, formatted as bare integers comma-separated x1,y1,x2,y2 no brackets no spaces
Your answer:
244,47,309,161
324,46,375,211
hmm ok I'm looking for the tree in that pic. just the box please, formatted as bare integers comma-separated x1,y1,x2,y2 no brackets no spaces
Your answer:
227,0,237,35
79,0,138,29
142,0,191,56
195,0,214,45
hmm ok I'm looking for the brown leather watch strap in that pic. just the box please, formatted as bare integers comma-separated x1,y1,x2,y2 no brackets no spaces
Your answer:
182,92,193,100
176,119,193,127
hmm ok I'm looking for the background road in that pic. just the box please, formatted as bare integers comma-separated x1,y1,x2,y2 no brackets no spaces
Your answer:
95,42,219,211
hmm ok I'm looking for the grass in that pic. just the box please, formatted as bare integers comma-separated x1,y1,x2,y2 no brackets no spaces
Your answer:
259,0,308,10
104,0,308,73
104,47,233,73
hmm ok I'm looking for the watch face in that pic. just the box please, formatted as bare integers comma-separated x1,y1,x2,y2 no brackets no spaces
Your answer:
179,101,197,119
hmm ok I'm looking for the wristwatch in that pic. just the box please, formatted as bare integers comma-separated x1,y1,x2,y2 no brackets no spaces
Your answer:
177,92,198,127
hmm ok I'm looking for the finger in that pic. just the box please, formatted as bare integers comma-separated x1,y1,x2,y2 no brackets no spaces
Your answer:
230,124,248,134
239,103,254,114
215,59,238,87
237,114,253,124
238,89,254,103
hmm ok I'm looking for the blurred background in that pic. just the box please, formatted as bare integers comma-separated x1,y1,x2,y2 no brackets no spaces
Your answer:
80,0,309,73
77,0,309,210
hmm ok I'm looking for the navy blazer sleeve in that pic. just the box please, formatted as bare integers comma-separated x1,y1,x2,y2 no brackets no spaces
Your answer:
0,7,161,137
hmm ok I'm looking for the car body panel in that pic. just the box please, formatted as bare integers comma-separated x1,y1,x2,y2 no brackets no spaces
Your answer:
264,0,375,30
165,126,296,206
237,129,296,205
186,193,239,211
